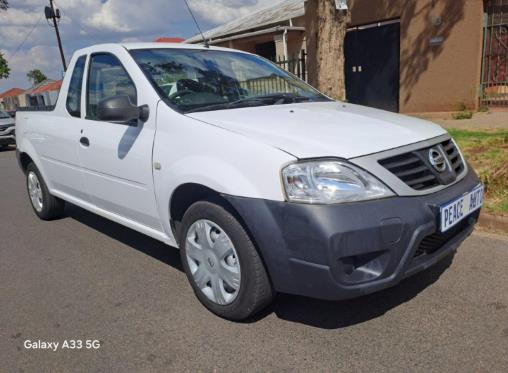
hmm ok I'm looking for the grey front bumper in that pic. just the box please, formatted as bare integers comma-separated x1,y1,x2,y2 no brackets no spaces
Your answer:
0,127,16,146
224,168,481,301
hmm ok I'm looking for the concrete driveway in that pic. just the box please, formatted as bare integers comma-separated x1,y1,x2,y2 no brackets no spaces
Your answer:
1,147,507,372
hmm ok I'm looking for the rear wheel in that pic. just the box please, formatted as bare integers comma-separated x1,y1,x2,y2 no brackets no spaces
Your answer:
26,162,65,220
180,201,273,320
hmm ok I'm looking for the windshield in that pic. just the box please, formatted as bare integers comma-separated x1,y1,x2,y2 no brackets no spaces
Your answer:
130,48,330,113
0,110,11,119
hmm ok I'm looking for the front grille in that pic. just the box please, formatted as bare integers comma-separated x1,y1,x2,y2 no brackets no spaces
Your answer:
414,219,471,258
379,138,465,191
441,138,465,175
0,124,14,132
379,152,438,190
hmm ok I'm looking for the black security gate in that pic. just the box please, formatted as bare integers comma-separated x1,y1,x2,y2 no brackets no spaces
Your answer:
345,20,400,112
481,0,508,107
275,51,307,81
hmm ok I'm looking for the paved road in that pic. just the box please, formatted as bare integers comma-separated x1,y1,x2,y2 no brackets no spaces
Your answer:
1,147,508,372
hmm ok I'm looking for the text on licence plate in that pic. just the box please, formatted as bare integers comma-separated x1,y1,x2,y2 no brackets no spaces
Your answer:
440,185,483,232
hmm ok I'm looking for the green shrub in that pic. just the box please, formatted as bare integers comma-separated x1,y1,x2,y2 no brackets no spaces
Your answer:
452,111,473,120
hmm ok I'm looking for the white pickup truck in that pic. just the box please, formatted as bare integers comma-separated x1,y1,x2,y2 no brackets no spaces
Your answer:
16,43,483,320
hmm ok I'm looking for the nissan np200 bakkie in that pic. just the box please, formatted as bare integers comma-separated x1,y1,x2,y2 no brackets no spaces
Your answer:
16,43,483,320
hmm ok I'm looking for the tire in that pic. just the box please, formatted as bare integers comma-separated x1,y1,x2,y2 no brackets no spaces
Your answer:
180,200,274,321
26,162,65,220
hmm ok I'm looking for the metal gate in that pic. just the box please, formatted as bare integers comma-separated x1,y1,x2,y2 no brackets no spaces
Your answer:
345,20,400,112
481,0,508,107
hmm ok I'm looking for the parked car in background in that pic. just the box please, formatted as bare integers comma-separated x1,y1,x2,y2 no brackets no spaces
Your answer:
15,43,483,320
0,110,16,149
6,110,16,118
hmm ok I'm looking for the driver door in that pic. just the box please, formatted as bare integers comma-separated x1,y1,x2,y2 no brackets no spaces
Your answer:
76,52,161,231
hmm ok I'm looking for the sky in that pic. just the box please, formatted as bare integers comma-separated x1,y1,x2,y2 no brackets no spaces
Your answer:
0,0,273,92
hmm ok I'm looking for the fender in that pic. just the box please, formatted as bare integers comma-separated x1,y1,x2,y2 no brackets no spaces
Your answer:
152,104,297,243
16,137,54,192
155,155,283,246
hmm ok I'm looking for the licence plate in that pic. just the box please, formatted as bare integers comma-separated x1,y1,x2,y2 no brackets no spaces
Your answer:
440,185,484,232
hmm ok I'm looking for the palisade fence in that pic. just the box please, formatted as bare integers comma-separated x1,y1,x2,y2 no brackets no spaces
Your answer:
275,51,308,82
239,51,308,96
481,0,508,107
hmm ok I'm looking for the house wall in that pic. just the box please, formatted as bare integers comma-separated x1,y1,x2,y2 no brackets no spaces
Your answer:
48,90,59,105
348,0,484,112
17,93,28,108
2,96,20,111
214,15,308,62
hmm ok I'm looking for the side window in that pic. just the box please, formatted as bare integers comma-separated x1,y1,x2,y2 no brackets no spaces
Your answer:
66,55,87,117
86,53,137,121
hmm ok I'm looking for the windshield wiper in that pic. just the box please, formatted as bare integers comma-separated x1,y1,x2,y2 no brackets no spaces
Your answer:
185,98,266,113
185,93,312,114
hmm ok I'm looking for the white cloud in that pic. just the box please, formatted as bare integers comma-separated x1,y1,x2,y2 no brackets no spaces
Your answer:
1,45,63,89
191,0,273,23
0,8,40,26
85,0,132,32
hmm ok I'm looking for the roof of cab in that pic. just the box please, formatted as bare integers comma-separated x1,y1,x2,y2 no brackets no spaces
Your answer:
72,42,246,57
121,42,239,52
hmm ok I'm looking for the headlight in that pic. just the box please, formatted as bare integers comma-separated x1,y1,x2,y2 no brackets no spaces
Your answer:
281,159,394,204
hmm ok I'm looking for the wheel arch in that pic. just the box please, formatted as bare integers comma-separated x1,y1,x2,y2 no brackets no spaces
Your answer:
18,151,34,173
169,183,237,244
169,182,275,291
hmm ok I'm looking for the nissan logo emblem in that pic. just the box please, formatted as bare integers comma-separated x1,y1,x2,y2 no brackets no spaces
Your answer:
428,147,447,172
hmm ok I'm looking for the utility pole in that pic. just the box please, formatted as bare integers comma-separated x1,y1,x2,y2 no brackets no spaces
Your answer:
45,0,66,71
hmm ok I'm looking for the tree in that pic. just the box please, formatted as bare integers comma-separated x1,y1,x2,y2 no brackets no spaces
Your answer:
0,0,8,11
27,69,47,86
0,52,9,80
305,0,350,100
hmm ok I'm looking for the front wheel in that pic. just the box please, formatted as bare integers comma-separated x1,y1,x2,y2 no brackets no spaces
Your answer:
180,201,274,321
26,162,65,220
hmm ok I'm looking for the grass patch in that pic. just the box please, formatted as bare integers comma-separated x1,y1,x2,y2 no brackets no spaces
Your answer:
448,129,508,215
452,111,473,120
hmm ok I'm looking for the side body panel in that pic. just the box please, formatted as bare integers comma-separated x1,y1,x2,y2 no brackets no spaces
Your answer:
15,47,166,242
15,53,88,201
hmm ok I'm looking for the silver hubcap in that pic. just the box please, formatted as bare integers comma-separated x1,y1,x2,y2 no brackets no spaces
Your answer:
28,171,43,212
186,219,241,305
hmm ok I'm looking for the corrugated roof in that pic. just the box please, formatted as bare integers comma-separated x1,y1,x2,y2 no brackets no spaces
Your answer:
186,0,304,43
0,88,25,98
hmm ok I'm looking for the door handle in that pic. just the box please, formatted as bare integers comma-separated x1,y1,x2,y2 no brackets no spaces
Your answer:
80,137,90,147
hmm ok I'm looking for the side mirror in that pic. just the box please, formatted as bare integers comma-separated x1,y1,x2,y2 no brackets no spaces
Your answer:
97,95,149,125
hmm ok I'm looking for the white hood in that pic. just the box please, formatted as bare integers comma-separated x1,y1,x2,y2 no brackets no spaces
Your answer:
186,101,447,159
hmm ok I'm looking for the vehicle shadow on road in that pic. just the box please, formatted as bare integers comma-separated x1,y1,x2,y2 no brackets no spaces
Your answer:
65,202,452,329
257,255,454,329
65,203,183,272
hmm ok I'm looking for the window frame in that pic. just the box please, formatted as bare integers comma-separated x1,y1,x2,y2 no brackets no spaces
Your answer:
65,55,87,118
85,52,138,122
